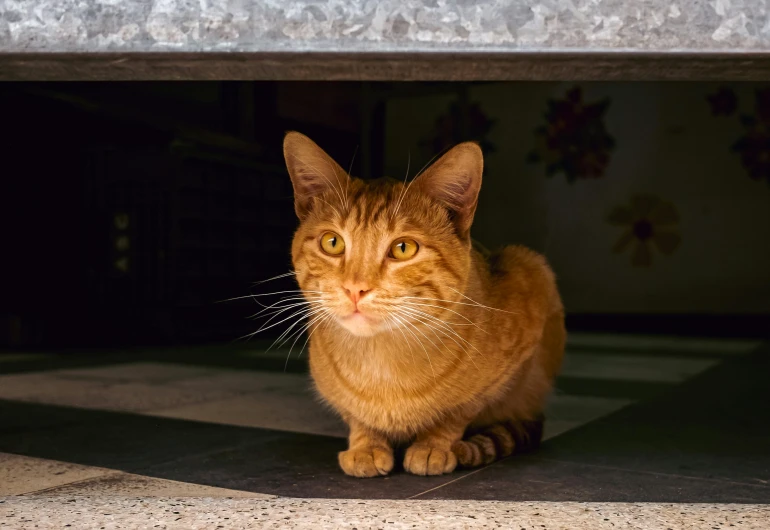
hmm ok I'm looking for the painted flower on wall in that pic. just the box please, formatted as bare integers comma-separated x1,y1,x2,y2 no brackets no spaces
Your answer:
707,87,738,117
608,195,681,268
421,100,496,161
528,87,615,183
733,88,770,184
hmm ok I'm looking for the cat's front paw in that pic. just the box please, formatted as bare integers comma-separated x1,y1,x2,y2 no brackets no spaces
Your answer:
338,447,394,478
403,444,458,476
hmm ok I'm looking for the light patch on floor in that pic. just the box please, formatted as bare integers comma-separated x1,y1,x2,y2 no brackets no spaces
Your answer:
0,454,115,496
560,352,720,382
566,333,761,355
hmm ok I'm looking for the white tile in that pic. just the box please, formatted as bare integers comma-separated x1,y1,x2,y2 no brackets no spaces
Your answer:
171,369,312,395
0,453,114,496
42,472,273,498
54,362,217,383
543,420,583,440
148,392,347,438
544,394,633,433
560,352,720,383
0,373,239,412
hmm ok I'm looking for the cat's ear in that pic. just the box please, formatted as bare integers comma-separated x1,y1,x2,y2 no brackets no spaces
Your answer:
415,142,483,239
283,132,349,219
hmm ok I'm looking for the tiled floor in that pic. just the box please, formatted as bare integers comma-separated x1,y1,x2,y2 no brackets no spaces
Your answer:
0,334,768,528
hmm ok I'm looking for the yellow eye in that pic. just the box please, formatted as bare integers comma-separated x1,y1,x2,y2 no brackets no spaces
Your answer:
389,238,419,260
320,231,345,256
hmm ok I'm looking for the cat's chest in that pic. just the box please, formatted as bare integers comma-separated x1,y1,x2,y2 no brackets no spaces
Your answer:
310,347,440,434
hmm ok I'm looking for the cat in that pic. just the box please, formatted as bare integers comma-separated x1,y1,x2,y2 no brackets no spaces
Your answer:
283,131,565,477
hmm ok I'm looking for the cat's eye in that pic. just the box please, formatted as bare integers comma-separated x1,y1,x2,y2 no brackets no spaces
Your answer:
320,231,345,256
389,238,419,261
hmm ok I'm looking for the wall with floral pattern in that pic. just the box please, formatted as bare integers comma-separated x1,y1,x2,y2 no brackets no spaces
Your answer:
383,83,770,314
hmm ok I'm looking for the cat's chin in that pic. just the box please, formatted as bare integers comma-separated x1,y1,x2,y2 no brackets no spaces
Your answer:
337,312,382,337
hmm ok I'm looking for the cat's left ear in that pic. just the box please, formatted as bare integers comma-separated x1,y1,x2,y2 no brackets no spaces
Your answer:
283,132,350,220
415,142,483,240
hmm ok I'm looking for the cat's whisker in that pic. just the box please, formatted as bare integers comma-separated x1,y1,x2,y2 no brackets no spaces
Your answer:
386,315,418,368
400,301,489,334
345,146,357,211
278,306,330,351
446,287,517,314
280,308,332,369
396,309,479,370
251,271,297,286
247,295,327,317
248,299,325,322
248,294,327,320
245,306,318,339
267,306,328,355
293,309,335,363
396,307,483,369
403,295,515,314
218,289,325,304
391,151,411,222
396,306,478,351
390,313,436,380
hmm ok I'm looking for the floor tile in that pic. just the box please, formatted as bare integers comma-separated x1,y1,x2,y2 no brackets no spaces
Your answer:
560,352,719,382
416,455,770,503
148,393,347,438
54,362,217,383
170,369,312,395
546,394,632,423
419,347,770,502
141,433,469,500
0,373,239,413
554,377,673,400
0,402,283,471
0,453,114,496
42,472,274,498
537,348,770,487
566,333,761,355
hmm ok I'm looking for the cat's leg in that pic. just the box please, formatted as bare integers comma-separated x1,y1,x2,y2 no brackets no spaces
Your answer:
338,417,394,478
452,415,544,468
403,417,468,476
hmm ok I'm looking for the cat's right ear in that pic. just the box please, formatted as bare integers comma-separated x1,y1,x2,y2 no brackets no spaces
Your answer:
283,132,349,220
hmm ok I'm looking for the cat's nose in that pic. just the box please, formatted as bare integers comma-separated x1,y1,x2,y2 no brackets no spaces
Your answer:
343,281,371,306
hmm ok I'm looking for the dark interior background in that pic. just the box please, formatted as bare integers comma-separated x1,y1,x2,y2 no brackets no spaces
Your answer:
1,81,768,350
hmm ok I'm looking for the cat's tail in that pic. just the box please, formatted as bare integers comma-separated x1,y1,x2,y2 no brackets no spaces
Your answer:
451,416,544,468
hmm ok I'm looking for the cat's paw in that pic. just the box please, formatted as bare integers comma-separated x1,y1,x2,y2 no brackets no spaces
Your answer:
338,447,394,478
403,444,458,476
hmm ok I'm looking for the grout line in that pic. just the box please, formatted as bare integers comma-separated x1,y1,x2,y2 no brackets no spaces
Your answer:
407,462,504,500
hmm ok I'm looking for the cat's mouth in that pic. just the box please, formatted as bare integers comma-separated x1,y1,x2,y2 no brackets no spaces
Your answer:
337,308,380,336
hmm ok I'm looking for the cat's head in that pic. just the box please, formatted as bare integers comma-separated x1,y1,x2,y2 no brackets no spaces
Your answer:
284,132,483,337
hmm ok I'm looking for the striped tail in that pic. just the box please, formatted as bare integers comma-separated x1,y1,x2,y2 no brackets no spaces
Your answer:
451,416,544,468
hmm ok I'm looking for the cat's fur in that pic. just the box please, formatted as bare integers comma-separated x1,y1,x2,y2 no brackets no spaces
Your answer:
283,131,565,477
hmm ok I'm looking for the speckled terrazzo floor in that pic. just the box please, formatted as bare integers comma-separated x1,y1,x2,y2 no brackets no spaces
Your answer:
1,498,769,529
1,335,768,528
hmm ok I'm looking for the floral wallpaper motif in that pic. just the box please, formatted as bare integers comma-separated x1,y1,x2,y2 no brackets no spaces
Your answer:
528,87,614,183
707,87,738,117
608,195,681,268
732,89,770,184
421,100,496,161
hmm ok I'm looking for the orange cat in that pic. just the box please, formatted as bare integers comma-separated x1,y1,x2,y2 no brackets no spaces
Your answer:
283,132,565,477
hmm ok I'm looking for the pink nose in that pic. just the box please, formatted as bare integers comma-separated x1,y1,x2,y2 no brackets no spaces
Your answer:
343,282,371,306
